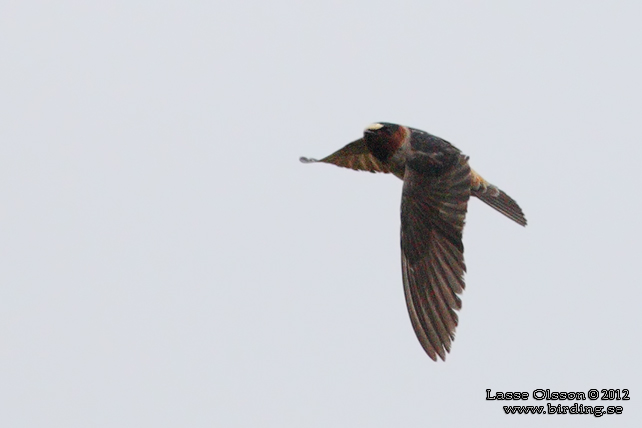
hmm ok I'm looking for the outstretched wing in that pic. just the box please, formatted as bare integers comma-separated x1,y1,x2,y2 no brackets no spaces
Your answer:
300,138,401,178
401,155,471,361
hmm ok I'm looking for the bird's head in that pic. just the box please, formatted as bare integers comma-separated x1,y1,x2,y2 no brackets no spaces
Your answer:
363,122,406,162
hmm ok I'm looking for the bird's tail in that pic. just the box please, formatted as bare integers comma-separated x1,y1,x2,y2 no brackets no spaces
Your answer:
471,169,527,226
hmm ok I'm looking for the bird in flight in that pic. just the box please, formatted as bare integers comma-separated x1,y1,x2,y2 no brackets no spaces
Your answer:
300,122,526,361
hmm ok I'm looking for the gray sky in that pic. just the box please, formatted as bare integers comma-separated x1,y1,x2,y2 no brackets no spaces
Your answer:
1,1,640,427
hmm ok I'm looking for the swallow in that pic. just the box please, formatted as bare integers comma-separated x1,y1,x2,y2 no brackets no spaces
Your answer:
300,122,526,361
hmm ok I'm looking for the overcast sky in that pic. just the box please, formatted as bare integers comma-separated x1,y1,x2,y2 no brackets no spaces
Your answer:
1,1,640,427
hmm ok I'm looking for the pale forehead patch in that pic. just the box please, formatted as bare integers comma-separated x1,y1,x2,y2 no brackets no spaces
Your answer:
365,123,384,131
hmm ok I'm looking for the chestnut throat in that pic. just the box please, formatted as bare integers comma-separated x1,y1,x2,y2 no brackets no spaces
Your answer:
365,126,406,163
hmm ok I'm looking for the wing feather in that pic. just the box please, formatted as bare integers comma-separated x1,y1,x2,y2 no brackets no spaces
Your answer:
300,138,403,178
401,155,471,361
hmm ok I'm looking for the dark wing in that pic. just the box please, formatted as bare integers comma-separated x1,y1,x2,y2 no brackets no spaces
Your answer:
300,138,401,178
401,155,471,361
470,169,527,226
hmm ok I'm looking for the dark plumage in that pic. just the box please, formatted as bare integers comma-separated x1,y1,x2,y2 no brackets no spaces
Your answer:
300,122,526,361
